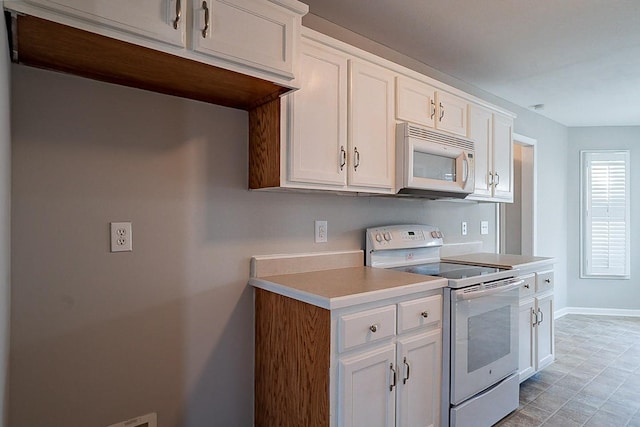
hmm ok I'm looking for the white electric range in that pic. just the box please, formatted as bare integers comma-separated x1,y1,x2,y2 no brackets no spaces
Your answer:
366,224,522,427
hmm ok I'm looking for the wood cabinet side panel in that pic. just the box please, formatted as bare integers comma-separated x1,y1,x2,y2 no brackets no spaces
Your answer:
255,288,330,427
249,98,282,189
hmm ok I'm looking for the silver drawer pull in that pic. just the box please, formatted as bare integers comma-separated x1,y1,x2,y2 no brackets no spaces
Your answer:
421,311,429,318
369,324,378,333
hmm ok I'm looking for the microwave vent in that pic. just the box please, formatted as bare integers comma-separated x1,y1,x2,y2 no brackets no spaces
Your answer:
405,124,475,152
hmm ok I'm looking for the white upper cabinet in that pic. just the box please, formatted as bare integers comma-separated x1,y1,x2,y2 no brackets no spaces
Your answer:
349,59,395,191
191,0,298,79
15,0,187,46
6,0,307,83
468,103,514,202
492,112,514,201
396,76,468,137
287,38,348,186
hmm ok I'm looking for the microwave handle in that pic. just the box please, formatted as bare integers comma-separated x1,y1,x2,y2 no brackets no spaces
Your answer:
462,153,469,185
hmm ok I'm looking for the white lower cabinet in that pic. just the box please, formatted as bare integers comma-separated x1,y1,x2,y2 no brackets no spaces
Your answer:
396,330,441,427
338,295,442,427
518,270,555,382
339,344,397,427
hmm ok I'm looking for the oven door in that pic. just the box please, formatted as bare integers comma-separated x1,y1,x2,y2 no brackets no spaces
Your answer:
449,280,520,405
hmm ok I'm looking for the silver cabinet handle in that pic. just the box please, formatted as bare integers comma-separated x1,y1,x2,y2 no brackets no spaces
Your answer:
430,100,436,119
354,147,360,171
173,0,182,29
494,172,500,186
531,307,538,327
524,284,530,289
389,363,397,391
339,145,346,171
488,173,494,186
439,102,445,121
421,311,429,318
537,308,544,326
369,324,378,333
545,278,551,284
201,1,210,38
403,357,410,384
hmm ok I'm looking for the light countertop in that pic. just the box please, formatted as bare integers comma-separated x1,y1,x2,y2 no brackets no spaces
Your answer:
442,253,555,270
249,266,446,310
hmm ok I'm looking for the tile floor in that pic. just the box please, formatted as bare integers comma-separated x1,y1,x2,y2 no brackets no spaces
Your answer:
495,314,640,427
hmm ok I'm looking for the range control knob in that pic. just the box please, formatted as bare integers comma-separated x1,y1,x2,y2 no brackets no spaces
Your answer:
375,233,383,243
431,231,438,238
383,232,392,241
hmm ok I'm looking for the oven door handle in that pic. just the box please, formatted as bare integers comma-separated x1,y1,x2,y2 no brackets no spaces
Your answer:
454,279,523,300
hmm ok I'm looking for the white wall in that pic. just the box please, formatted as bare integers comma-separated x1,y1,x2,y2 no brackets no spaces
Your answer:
1,15,12,427
567,127,640,309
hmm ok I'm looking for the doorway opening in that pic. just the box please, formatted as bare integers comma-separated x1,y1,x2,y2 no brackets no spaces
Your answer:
500,134,537,255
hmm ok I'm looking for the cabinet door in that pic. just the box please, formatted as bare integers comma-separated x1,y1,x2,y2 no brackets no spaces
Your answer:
192,0,295,79
435,91,468,137
492,113,514,202
396,330,441,427
339,344,396,427
518,298,536,382
467,103,493,198
287,40,347,186
396,76,436,128
24,0,186,46
349,60,395,191
535,292,554,370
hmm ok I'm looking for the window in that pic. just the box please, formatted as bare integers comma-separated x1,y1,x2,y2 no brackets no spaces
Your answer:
580,151,630,278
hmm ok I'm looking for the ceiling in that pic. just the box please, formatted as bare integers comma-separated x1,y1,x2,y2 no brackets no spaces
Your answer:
302,0,640,127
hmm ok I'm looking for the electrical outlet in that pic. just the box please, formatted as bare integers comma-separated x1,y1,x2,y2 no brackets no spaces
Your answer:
110,222,132,252
315,220,328,243
461,221,468,236
481,221,489,235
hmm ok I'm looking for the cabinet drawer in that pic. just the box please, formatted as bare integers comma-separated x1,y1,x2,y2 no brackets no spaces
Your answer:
339,305,396,352
397,294,442,333
536,270,554,293
518,274,535,298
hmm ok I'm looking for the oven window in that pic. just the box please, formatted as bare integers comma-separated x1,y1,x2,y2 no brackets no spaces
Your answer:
467,305,511,373
413,151,456,181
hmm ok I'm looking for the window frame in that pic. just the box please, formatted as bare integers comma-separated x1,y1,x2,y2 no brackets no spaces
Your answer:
579,150,631,279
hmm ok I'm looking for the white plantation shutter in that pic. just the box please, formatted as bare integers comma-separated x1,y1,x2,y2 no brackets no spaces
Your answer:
581,151,630,278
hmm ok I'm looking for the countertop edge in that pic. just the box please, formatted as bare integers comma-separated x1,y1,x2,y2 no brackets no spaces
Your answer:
248,275,447,310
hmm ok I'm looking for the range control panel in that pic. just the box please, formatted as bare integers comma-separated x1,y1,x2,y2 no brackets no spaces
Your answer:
366,224,444,251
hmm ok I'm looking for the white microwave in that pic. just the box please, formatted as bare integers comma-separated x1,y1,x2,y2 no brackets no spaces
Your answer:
396,123,475,198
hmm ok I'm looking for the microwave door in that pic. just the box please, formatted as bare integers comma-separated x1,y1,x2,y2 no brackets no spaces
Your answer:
407,141,467,193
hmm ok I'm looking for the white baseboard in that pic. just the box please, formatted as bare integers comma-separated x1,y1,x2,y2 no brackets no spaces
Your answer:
555,307,640,319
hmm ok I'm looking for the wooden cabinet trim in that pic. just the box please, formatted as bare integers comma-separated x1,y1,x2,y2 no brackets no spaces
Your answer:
13,15,289,110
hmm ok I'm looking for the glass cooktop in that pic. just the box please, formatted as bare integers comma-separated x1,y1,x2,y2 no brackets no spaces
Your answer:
391,262,505,280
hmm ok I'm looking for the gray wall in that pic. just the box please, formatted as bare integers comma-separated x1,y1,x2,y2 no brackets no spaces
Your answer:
1,17,11,427
9,17,571,427
567,127,640,309
10,65,497,426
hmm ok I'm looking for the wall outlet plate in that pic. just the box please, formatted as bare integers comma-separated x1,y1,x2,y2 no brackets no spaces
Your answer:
110,222,132,252
315,220,327,243
481,221,489,235
106,412,156,427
